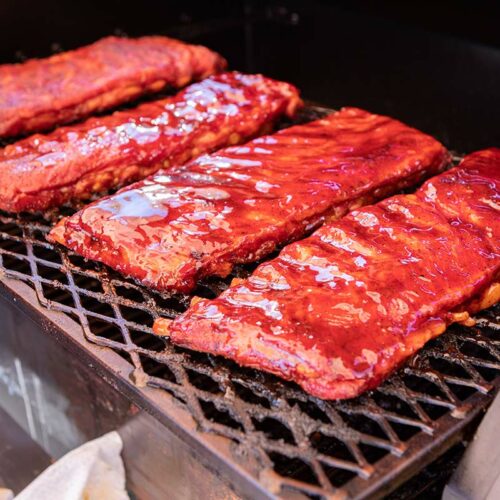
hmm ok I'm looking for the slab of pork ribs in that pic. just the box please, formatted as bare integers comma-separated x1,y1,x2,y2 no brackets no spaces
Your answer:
155,149,500,400
49,107,449,293
0,36,225,137
0,72,300,211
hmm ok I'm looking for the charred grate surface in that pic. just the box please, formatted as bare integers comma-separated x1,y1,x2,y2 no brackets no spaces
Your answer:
0,108,499,499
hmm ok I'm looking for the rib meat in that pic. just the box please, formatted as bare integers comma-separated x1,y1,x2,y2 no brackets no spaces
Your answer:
0,36,226,138
0,72,300,212
155,149,500,400
49,107,449,293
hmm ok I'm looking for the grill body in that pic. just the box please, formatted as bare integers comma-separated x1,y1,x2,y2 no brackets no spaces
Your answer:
1,243,499,499
1,106,499,498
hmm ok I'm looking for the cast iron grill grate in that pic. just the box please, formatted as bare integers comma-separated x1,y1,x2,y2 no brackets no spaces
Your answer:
1,107,499,499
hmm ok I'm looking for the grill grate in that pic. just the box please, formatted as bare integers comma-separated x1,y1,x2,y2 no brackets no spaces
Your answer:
1,107,499,499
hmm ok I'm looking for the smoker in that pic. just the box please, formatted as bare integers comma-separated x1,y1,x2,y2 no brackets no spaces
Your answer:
0,1,499,499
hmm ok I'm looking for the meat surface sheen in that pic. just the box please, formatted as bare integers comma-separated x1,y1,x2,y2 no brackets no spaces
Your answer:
157,149,500,400
0,36,226,138
0,72,300,212
49,107,449,293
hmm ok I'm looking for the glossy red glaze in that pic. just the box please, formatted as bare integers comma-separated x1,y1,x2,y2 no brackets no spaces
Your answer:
159,149,500,400
0,72,300,212
49,107,448,293
0,36,226,138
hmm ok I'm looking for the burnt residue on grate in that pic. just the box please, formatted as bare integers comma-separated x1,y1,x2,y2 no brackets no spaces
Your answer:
1,108,499,499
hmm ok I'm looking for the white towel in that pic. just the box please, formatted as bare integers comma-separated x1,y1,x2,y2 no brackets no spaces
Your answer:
15,432,128,500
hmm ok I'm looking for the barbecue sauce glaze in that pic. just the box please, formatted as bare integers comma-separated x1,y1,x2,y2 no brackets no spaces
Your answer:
157,149,500,400
1,72,300,211
50,107,448,293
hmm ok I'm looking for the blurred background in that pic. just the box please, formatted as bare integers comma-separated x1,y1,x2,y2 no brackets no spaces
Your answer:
0,0,499,152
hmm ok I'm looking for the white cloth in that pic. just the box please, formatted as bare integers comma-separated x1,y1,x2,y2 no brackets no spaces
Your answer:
0,489,14,500
15,432,128,500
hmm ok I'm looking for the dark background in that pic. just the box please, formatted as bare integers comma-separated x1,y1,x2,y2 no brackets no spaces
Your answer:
0,0,499,152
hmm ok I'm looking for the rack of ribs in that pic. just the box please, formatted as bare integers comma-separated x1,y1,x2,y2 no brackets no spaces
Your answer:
49,107,449,293
154,149,500,400
0,36,226,138
0,72,300,212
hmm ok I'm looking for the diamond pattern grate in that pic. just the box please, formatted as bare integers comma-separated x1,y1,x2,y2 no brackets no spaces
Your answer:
0,108,499,499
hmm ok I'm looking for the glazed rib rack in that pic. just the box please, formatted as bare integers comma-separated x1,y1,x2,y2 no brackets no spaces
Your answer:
1,107,499,499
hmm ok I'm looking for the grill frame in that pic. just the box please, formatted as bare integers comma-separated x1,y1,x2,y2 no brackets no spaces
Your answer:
0,106,499,499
